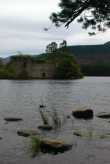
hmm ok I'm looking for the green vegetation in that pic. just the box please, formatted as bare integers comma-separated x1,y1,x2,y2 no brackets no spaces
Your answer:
31,137,42,157
0,66,16,79
55,57,82,79
0,41,82,79
39,107,61,129
45,42,83,79
39,108,49,125
51,109,61,129
30,136,72,156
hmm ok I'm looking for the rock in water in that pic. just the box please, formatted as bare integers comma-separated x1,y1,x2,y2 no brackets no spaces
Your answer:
97,112,110,119
72,109,93,120
4,117,23,122
41,139,72,154
17,130,40,137
39,104,46,108
38,125,53,131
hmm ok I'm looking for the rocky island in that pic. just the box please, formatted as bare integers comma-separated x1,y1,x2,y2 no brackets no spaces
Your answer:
0,41,82,79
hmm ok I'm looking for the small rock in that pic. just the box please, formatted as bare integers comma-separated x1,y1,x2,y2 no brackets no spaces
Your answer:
0,137,2,140
73,132,82,137
17,130,40,137
39,104,46,108
67,115,71,119
97,112,110,119
72,109,93,120
38,125,53,131
4,117,23,122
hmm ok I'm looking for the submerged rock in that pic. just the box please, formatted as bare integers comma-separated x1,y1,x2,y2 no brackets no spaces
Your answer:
97,112,110,119
73,132,82,137
73,130,94,138
73,130,110,139
4,117,23,122
17,130,40,137
72,109,93,120
38,125,53,131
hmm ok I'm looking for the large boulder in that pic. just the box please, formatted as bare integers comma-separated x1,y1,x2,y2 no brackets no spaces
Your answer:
72,109,93,120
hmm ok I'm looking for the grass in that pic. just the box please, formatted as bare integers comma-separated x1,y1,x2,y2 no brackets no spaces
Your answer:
39,108,49,125
30,136,42,157
39,105,62,129
39,104,66,131
51,109,61,129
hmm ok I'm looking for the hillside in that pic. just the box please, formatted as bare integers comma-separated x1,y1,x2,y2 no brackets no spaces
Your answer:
68,42,110,65
68,42,110,76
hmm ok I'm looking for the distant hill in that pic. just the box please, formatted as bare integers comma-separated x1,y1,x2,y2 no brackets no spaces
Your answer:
2,42,110,77
68,42,110,65
68,42,110,76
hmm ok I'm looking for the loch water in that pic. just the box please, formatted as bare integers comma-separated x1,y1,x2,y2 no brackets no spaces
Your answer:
0,77,110,164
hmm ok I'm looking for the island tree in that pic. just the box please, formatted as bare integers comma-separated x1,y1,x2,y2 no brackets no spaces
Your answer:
59,40,67,48
46,42,58,53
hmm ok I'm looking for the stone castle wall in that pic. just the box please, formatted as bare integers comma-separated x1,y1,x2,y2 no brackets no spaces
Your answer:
27,62,56,79
9,59,56,79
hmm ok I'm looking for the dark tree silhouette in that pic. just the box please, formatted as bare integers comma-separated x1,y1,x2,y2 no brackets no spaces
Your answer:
46,42,58,53
50,0,110,34
59,40,67,48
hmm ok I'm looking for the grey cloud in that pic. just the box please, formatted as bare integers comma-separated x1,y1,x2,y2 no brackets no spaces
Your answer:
0,0,109,57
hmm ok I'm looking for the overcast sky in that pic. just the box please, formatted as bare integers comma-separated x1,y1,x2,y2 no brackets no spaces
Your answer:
0,0,110,57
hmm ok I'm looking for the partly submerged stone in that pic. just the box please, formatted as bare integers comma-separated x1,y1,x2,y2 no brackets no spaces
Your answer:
17,130,40,137
73,130,110,139
73,131,82,137
72,109,93,120
73,130,94,138
41,139,72,154
4,117,23,122
97,112,110,119
31,137,72,156
38,125,53,131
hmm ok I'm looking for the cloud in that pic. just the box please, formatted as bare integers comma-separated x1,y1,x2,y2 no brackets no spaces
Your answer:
0,0,110,57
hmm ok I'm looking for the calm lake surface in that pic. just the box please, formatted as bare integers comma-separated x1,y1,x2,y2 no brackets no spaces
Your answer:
1,77,110,164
